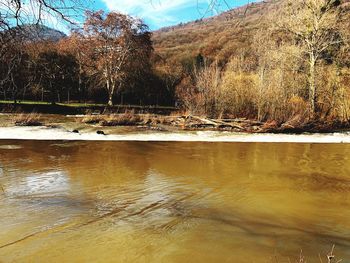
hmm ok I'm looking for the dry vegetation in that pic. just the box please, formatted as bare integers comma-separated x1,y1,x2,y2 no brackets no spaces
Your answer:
152,0,350,129
1,0,350,132
79,111,268,132
13,113,42,126
81,111,174,127
289,245,342,263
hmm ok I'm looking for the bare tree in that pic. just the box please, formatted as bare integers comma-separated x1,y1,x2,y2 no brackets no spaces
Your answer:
59,33,91,102
193,61,221,116
280,0,343,116
81,11,152,106
0,0,88,31
0,0,89,102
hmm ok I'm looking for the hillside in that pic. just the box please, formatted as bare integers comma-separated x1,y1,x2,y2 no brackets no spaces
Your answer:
2,0,350,125
152,0,350,65
8,24,66,42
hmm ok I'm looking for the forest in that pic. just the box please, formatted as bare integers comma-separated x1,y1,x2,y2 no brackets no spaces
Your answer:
0,11,174,107
1,0,350,128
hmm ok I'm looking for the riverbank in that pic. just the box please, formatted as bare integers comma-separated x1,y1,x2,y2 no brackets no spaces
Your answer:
1,124,350,143
1,112,350,135
2,101,350,134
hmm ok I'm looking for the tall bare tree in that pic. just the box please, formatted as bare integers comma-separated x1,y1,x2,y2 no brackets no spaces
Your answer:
194,61,221,116
280,0,343,116
81,11,152,106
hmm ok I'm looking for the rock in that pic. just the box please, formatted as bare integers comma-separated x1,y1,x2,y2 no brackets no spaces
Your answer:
72,129,79,133
96,130,105,135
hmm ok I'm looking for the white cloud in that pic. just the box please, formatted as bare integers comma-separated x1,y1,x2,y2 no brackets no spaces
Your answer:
100,0,263,29
101,0,209,28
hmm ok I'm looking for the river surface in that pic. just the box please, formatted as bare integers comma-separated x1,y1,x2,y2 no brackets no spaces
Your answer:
1,140,350,262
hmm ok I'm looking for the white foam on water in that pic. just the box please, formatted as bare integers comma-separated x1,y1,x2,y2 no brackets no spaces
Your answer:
0,126,349,143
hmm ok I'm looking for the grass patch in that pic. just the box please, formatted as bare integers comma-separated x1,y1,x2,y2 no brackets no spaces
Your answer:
80,111,176,127
81,115,104,124
101,113,143,126
81,111,145,126
13,113,42,126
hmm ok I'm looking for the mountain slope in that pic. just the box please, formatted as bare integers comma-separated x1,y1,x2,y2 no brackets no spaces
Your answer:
152,0,350,65
8,24,66,42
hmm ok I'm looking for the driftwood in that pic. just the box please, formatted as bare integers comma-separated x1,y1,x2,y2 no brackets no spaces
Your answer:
190,116,217,126
220,119,264,125
208,118,245,130
75,113,267,132
187,116,247,130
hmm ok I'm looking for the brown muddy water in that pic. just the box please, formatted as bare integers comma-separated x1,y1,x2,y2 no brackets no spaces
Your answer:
0,140,350,262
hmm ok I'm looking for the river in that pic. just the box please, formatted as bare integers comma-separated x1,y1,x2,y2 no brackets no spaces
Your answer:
1,139,350,262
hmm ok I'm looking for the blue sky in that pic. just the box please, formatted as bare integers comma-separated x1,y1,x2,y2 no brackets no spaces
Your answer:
91,0,261,30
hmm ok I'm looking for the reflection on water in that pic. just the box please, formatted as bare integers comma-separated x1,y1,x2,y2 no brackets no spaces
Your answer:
5,171,70,196
0,145,23,150
0,141,350,262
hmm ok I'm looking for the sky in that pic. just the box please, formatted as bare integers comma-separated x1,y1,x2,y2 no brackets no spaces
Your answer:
90,0,261,30
2,0,260,33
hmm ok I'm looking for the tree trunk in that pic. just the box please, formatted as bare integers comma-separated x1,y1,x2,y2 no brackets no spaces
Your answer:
257,66,265,122
22,86,27,101
50,83,55,104
78,74,82,103
106,79,113,106
108,94,113,106
309,55,316,116
83,84,87,103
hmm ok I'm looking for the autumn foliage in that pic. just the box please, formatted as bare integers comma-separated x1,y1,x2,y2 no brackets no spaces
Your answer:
0,11,171,106
1,0,350,126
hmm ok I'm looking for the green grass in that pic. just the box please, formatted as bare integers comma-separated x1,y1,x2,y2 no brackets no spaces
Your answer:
0,100,111,107
62,102,105,107
0,100,104,107
0,100,51,105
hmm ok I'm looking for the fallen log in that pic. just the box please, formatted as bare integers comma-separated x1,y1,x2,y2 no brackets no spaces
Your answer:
190,116,218,126
220,119,264,125
208,118,245,130
185,116,246,130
